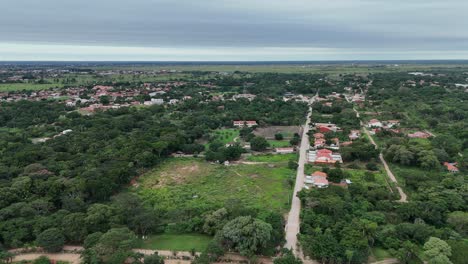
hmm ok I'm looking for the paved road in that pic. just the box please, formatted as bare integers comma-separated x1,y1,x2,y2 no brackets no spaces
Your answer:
284,95,317,260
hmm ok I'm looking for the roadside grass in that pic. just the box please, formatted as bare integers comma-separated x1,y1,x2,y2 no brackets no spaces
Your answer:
136,158,295,212
246,153,298,163
267,140,291,147
138,233,212,252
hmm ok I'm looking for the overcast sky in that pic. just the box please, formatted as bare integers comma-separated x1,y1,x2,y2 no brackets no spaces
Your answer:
1,0,468,61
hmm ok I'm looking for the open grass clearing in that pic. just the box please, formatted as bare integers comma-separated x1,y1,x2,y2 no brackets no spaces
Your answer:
136,158,295,212
246,153,298,163
254,126,301,139
138,233,212,252
268,140,291,148
212,128,239,144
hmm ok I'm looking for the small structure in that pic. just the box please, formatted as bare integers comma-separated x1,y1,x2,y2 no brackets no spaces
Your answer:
443,162,459,173
275,147,295,154
233,120,258,128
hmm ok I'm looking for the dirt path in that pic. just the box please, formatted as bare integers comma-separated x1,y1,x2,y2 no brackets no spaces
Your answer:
12,253,81,264
370,258,399,264
284,94,319,264
379,153,408,202
362,125,408,203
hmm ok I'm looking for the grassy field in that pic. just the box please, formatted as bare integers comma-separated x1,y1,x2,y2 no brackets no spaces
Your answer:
87,64,468,74
246,153,297,163
268,140,291,147
0,83,64,91
138,233,212,251
211,128,239,144
136,158,295,212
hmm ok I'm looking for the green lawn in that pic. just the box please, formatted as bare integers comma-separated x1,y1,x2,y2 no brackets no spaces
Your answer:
268,140,291,147
136,158,295,212
205,128,240,150
138,233,212,251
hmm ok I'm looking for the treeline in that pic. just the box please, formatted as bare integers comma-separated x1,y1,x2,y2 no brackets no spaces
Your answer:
298,181,467,264
0,98,304,259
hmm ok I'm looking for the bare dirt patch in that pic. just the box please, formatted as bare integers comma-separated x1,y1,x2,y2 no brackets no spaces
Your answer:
254,126,301,139
140,159,215,189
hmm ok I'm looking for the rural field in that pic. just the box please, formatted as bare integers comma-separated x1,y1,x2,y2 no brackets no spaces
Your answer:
135,157,296,212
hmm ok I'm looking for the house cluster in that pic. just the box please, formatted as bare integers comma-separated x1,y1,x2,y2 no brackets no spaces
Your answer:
0,81,194,113
366,119,401,135
232,93,256,101
312,133,340,150
308,122,343,164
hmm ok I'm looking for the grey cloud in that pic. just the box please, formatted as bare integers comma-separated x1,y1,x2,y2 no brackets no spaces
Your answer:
1,0,467,55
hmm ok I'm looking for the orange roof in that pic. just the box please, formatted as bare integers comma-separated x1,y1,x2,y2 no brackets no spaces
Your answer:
444,162,459,172
312,171,328,177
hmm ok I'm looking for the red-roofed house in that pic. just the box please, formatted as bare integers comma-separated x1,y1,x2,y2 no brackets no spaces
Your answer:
444,162,459,173
308,149,343,164
314,138,326,148
313,133,325,139
305,171,329,188
314,123,338,133
408,131,431,139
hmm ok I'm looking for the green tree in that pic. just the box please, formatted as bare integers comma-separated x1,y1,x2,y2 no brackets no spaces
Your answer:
274,133,284,140
274,249,302,264
218,216,272,256
62,213,88,243
424,237,452,264
250,136,269,152
144,253,164,264
203,208,229,235
0,251,14,264
33,256,51,264
396,241,419,264
36,228,65,252
447,211,468,236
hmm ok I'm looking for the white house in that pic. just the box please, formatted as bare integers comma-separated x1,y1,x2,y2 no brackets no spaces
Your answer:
367,119,383,128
